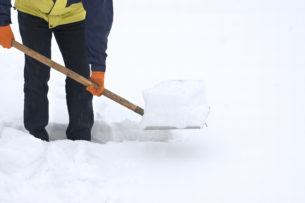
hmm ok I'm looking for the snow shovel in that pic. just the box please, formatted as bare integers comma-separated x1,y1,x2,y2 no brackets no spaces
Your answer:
12,40,209,130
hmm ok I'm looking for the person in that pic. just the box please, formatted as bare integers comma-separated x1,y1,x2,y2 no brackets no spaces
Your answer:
0,0,113,141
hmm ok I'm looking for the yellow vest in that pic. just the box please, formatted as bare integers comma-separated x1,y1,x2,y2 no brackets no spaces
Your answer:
15,0,86,28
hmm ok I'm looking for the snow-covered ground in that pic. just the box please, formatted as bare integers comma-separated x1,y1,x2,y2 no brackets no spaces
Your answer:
0,0,305,202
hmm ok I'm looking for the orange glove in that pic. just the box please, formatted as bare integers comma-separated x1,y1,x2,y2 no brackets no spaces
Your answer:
0,25,14,49
87,71,105,96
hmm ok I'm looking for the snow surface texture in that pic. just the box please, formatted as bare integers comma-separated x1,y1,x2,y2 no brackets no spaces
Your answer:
141,80,209,129
1,0,305,202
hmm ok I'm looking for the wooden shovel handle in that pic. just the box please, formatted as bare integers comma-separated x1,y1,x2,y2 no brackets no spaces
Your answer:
12,40,144,116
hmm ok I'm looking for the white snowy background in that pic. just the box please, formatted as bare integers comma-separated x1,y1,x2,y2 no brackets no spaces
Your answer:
0,0,305,202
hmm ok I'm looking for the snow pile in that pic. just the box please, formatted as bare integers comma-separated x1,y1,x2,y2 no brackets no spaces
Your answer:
141,80,210,129
0,127,205,203
0,127,122,202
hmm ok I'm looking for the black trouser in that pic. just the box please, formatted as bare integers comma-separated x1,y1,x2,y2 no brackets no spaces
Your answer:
18,12,94,141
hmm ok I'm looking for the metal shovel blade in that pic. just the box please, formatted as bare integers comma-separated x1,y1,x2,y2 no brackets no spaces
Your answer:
144,126,203,130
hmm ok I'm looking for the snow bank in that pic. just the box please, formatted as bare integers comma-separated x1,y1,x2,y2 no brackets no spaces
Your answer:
141,80,210,129
0,127,130,203
0,127,205,203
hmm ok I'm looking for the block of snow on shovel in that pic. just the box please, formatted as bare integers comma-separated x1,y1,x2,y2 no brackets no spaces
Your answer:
12,40,210,130
141,80,210,130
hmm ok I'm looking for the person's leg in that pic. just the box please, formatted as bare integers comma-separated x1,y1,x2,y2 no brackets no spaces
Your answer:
18,12,52,141
53,21,93,141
